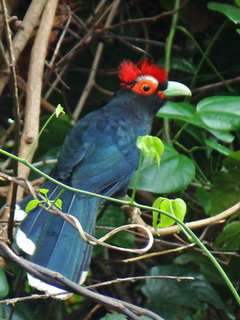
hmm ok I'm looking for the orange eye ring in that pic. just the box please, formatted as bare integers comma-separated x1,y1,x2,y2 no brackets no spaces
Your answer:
132,79,158,96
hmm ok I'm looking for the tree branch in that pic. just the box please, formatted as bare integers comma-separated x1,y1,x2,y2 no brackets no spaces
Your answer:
0,0,48,94
72,0,121,123
0,241,164,320
17,0,59,199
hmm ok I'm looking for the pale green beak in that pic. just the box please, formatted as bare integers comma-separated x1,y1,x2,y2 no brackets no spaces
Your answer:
163,81,191,97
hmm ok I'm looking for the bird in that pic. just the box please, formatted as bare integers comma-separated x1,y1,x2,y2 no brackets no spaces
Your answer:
15,59,191,298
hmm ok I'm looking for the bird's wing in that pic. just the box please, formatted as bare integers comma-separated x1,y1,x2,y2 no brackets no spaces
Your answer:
54,108,139,197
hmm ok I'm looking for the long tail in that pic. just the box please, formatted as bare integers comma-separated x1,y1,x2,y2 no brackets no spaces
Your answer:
16,180,99,298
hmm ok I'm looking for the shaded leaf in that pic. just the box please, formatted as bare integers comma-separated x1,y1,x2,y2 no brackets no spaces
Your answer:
214,221,240,251
197,96,240,131
210,151,240,215
204,139,232,156
208,2,240,24
174,252,228,285
170,57,196,73
35,115,72,160
0,269,9,299
141,265,229,320
196,187,211,215
157,101,235,142
129,143,195,193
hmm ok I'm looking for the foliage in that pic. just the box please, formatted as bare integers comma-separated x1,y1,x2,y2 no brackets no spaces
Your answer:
129,143,195,193
152,197,186,229
0,269,9,299
136,135,164,168
141,265,233,320
0,0,240,319
25,188,62,212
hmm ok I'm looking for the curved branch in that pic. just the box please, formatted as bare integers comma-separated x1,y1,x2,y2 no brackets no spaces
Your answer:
125,202,240,236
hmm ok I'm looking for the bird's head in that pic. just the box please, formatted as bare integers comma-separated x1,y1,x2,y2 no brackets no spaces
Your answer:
119,60,191,101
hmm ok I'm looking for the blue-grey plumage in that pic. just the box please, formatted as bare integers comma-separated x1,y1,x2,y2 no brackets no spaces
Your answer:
16,60,190,297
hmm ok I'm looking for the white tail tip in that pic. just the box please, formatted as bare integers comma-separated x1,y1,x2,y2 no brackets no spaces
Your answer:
16,229,36,255
27,274,72,299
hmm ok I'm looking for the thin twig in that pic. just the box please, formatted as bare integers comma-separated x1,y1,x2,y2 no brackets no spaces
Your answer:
49,6,72,67
43,0,115,101
123,243,195,263
0,0,21,242
102,0,189,31
0,293,53,304
193,76,240,93
16,75,56,113
86,275,194,289
0,0,48,94
0,172,35,192
71,42,105,123
72,0,121,123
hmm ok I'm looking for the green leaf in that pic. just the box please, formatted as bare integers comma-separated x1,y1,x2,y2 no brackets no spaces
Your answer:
25,199,40,213
0,303,46,320
208,2,240,24
141,265,228,319
35,114,72,160
54,199,62,210
174,252,227,285
37,188,49,196
210,151,240,215
214,221,240,251
0,268,9,299
197,96,240,131
170,57,196,73
204,139,232,156
129,143,195,193
196,187,211,215
157,101,235,142
152,197,165,230
235,0,240,7
55,104,65,117
208,130,234,143
137,135,164,168
153,197,186,228
157,101,197,122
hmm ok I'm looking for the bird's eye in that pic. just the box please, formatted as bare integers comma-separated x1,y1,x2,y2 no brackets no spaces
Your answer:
132,79,157,95
142,84,151,92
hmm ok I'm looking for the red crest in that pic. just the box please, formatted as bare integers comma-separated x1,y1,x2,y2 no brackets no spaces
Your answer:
119,59,167,84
